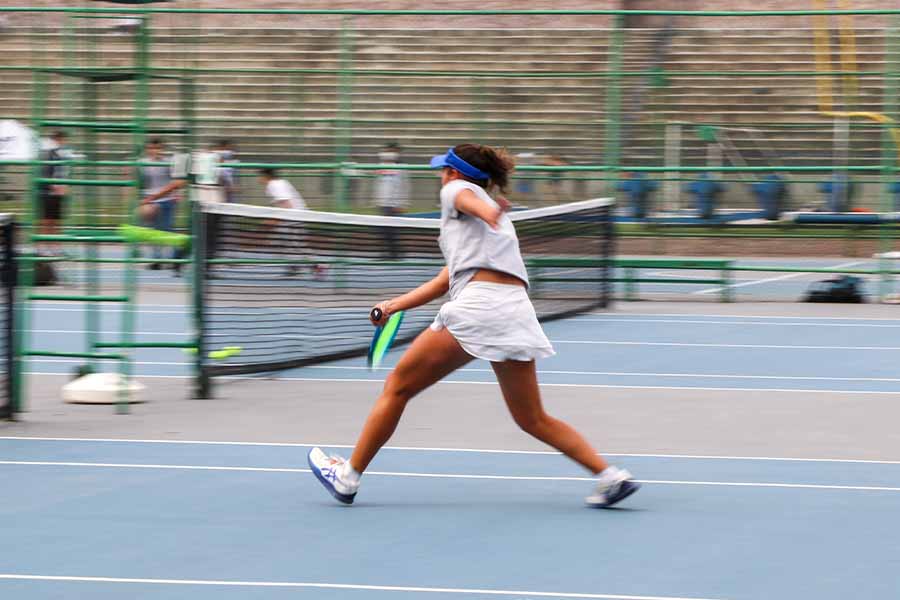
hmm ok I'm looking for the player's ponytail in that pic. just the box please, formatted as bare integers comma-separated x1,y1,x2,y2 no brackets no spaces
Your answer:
453,143,515,193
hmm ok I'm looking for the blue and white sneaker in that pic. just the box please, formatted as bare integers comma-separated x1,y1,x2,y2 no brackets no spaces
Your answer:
585,467,640,508
307,447,360,505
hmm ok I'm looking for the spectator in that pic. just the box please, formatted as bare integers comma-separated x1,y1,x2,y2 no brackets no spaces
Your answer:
258,168,322,277
374,142,411,215
37,131,72,256
213,139,239,203
138,138,186,272
259,168,306,209
203,140,239,270
374,142,411,259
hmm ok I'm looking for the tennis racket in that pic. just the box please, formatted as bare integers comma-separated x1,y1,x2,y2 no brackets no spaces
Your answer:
367,307,405,370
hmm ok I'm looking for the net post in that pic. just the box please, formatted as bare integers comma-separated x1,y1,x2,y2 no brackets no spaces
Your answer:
192,200,211,399
602,201,616,308
2,219,15,420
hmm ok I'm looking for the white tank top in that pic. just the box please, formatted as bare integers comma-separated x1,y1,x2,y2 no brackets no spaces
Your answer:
438,180,529,299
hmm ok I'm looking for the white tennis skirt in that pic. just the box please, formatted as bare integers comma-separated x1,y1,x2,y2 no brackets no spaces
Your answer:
430,281,555,362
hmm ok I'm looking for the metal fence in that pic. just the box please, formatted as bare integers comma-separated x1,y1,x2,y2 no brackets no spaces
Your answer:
0,7,898,217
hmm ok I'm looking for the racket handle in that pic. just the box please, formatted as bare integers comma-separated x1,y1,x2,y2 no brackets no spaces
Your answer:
370,307,383,322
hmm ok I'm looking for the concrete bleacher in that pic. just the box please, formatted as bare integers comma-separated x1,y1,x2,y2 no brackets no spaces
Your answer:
0,23,894,177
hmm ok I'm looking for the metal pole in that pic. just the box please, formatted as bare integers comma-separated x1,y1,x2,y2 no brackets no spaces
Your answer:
664,122,681,210
6,221,19,417
193,199,209,399
84,79,99,376
605,14,625,195
115,10,152,413
878,17,900,300
18,69,49,413
335,15,355,211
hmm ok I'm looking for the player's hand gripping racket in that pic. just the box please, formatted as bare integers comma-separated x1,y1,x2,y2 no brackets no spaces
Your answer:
367,306,405,370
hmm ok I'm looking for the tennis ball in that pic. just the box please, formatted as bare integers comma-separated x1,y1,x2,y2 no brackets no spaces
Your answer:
208,350,230,360
224,346,243,356
183,347,198,355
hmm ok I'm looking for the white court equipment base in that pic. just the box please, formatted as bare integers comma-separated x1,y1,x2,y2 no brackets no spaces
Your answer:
62,373,147,405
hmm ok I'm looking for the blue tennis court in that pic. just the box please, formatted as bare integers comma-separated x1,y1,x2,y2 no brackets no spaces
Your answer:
21,300,900,393
1,437,898,600
4,293,900,600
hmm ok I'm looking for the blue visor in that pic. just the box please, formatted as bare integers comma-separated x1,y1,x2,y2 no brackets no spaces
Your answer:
429,148,490,181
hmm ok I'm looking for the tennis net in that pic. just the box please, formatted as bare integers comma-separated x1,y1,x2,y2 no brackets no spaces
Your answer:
197,198,614,380
0,215,16,420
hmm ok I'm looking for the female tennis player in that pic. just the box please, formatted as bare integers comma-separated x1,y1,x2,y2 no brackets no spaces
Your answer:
309,144,639,508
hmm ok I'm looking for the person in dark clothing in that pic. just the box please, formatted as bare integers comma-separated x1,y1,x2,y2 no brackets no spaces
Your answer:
37,131,71,255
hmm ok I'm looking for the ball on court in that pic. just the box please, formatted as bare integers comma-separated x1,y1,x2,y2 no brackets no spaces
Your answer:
224,346,243,356
208,350,230,360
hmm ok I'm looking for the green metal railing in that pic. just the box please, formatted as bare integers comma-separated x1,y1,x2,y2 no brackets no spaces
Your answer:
11,12,198,414
1,6,899,411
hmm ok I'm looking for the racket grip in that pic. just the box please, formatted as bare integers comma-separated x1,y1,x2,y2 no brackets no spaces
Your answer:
370,307,383,322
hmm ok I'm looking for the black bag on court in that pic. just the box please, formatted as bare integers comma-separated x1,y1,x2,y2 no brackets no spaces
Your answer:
804,275,865,303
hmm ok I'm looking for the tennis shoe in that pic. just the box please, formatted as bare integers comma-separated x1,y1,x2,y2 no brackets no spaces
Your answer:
585,467,640,508
307,447,359,504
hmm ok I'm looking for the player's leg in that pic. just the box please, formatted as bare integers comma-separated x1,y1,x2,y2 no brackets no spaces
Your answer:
308,326,472,504
491,359,640,507
350,326,473,472
491,359,607,474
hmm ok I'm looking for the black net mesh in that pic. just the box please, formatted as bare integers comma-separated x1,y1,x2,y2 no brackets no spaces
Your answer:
199,199,614,377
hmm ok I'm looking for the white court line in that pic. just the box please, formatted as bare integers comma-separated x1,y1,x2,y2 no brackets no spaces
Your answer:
5,436,900,466
570,317,900,328
693,260,865,295
26,359,190,366
0,574,721,600
29,329,192,336
31,305,188,314
645,271,770,282
588,312,900,322
2,460,899,492
19,372,900,394
551,340,900,350
27,336,900,350
305,365,900,384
